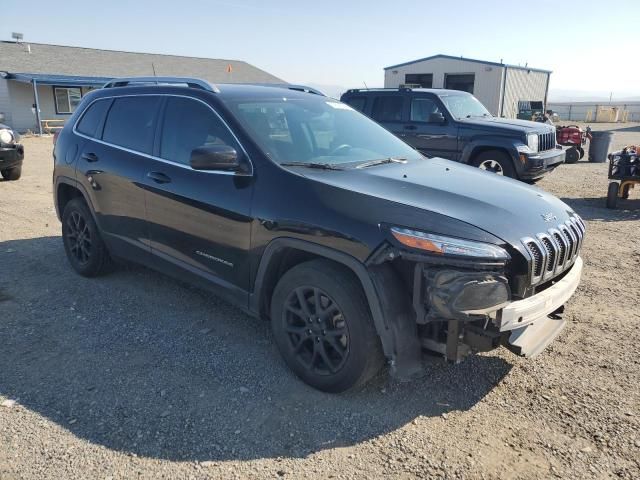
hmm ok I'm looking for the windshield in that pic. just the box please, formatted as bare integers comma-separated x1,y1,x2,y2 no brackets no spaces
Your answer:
225,97,423,167
440,94,491,119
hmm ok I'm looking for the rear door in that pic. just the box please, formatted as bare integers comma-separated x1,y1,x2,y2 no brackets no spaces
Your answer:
369,93,407,138
142,95,254,294
402,94,459,159
75,95,161,259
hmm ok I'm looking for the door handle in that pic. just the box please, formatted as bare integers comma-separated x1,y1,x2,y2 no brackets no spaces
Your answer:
403,125,417,130
147,171,172,184
81,152,99,162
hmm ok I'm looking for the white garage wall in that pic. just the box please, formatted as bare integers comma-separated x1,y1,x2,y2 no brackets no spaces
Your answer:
384,57,505,114
501,68,549,119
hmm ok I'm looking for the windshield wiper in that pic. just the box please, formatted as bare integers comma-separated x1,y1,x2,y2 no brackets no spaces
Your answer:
279,162,343,170
356,157,407,169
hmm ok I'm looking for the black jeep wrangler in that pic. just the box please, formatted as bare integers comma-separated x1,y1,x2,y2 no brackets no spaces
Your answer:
340,88,565,181
53,77,584,392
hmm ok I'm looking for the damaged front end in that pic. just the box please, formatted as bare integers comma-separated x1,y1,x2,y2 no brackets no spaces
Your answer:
366,228,581,379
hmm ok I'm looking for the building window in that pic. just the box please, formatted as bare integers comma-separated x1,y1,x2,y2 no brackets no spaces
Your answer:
444,74,475,94
404,74,433,88
54,87,82,114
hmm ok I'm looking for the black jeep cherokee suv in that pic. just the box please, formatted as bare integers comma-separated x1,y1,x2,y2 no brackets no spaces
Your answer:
340,88,565,181
53,77,585,392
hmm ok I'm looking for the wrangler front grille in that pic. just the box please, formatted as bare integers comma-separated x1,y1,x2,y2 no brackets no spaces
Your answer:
522,215,585,285
538,131,556,152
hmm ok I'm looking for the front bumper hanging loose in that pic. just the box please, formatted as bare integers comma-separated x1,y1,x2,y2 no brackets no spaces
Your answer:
499,256,583,357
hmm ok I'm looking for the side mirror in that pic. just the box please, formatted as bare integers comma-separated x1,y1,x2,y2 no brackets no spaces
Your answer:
428,112,446,124
190,145,241,171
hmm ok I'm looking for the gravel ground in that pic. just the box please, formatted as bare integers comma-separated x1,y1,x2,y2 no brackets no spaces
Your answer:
1,124,639,479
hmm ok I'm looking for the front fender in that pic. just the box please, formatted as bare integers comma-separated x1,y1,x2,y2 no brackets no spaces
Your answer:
460,137,521,168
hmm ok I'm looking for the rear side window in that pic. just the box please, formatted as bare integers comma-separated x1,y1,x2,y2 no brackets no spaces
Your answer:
160,97,236,165
344,96,366,113
103,96,161,154
76,99,110,137
371,96,403,122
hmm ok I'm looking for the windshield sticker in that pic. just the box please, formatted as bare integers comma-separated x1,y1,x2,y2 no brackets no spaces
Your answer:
326,102,353,110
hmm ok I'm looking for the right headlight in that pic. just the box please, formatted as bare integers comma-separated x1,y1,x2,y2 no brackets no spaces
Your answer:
0,128,15,145
526,133,539,153
390,227,510,259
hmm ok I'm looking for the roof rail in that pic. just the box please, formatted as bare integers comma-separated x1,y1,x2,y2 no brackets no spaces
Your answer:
244,83,325,96
103,77,220,93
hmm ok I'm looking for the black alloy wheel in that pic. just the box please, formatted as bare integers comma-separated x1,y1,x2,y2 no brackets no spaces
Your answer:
65,210,92,266
283,286,350,375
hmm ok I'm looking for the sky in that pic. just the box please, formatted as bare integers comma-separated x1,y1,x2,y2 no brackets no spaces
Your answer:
2,0,639,100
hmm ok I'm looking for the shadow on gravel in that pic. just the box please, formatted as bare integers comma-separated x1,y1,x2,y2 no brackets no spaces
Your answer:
560,196,640,222
0,236,511,462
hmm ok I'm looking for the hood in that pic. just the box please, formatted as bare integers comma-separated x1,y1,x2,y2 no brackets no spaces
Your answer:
458,116,555,134
296,158,576,247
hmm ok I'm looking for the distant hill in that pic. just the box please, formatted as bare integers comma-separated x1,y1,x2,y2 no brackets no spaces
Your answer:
549,89,640,103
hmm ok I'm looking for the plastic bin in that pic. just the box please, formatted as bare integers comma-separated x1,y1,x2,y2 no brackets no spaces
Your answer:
589,131,614,163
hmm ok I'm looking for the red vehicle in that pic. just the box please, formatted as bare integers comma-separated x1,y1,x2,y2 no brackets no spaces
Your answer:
556,125,592,164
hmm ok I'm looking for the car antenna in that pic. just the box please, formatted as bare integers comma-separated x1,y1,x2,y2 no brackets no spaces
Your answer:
363,80,369,90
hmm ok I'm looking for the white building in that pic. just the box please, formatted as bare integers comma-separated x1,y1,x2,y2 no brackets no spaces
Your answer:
384,54,551,119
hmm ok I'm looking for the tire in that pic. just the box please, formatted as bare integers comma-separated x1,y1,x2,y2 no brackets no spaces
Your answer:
62,197,112,277
270,259,384,393
606,182,619,209
1,166,22,181
621,184,631,200
471,150,516,178
564,147,579,164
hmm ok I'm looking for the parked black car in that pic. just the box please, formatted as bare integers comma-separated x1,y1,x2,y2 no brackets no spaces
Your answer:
0,123,24,180
53,77,584,392
340,88,565,181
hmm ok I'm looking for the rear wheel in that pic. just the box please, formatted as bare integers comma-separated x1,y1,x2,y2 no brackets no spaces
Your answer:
270,259,384,392
1,166,22,181
564,147,580,164
62,198,112,276
606,182,619,209
621,183,631,199
472,150,516,178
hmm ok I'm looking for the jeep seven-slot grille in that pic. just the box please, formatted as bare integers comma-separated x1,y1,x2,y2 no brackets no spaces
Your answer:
538,131,556,152
522,215,585,285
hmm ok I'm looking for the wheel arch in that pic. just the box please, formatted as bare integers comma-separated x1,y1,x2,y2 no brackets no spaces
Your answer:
251,238,394,357
55,177,95,221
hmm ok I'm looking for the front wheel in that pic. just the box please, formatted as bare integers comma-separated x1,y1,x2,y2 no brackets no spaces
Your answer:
270,259,384,393
1,166,22,181
472,150,516,178
606,182,619,209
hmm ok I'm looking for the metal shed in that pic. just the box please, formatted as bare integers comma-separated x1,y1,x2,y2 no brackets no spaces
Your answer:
384,55,551,119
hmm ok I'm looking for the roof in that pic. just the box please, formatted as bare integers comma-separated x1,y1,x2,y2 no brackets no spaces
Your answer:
343,87,468,95
384,54,552,74
0,41,284,84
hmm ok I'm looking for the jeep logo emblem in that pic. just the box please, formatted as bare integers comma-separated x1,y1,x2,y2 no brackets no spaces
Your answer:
541,212,557,222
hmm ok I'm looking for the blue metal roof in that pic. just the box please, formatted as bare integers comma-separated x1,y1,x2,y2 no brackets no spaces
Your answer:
2,72,114,86
384,54,552,74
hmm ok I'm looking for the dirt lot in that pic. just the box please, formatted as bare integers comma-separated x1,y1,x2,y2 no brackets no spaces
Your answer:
1,125,639,480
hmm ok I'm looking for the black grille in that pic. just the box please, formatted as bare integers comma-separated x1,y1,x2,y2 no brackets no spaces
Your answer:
540,237,556,272
527,241,544,277
538,131,556,152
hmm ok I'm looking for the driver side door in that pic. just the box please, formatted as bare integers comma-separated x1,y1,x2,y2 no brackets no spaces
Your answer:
402,95,459,159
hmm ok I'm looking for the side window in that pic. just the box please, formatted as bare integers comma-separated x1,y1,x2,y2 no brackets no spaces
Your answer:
410,98,442,122
103,96,161,154
371,96,403,122
344,96,366,113
76,99,111,137
160,97,237,165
